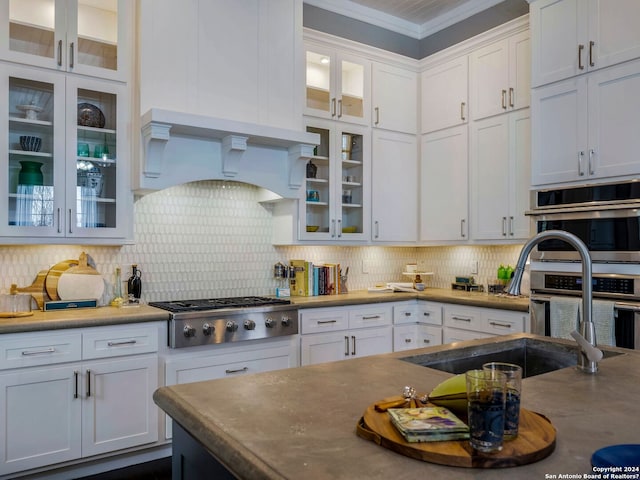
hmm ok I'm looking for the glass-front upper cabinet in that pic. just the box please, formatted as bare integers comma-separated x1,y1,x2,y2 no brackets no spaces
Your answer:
0,0,130,81
301,118,369,241
1,63,129,242
305,44,371,126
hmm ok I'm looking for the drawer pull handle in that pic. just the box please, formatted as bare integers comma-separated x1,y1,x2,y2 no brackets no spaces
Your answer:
452,316,471,322
107,340,137,347
86,369,91,397
74,371,79,399
489,321,512,329
317,320,337,325
351,335,356,356
362,315,381,320
21,347,55,356
345,336,349,356
405,338,412,343
423,312,430,316
404,312,412,317
225,367,249,375
423,339,431,344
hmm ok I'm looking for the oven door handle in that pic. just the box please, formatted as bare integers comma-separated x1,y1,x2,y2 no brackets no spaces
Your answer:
530,294,552,303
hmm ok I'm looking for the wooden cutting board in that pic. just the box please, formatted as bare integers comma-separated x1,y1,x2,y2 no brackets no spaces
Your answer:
357,397,556,468
45,259,79,301
57,252,105,301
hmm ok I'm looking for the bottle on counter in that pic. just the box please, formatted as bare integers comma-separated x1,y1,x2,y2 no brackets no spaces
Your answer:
127,264,142,303
110,267,124,307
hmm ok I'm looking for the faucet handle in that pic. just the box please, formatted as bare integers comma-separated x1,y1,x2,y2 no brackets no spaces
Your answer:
570,330,603,363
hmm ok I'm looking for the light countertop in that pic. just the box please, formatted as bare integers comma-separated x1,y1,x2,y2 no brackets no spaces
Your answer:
0,288,527,334
153,333,639,480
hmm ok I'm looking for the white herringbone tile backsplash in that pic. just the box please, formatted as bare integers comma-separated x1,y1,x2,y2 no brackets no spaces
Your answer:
0,181,524,303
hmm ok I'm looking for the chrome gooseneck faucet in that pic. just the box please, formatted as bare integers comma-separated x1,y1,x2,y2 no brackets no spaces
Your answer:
505,230,599,373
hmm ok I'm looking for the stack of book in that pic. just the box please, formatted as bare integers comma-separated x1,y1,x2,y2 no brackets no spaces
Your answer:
387,406,469,443
289,260,341,296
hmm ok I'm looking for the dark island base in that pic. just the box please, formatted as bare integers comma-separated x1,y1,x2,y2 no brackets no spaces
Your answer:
172,421,235,480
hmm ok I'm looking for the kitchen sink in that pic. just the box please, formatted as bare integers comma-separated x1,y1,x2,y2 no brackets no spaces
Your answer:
400,337,623,378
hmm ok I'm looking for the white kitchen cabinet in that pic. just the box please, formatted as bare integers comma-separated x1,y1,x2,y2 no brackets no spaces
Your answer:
470,109,530,240
0,0,131,82
371,130,417,242
469,30,530,120
443,304,528,344
305,42,371,126
421,55,468,134
530,0,640,87
531,58,640,186
300,304,392,365
392,300,443,352
0,62,132,244
163,337,298,439
371,62,417,134
300,118,370,241
420,125,468,242
0,324,159,477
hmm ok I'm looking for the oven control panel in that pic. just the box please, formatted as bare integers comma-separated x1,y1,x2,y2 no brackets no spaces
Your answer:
532,271,639,299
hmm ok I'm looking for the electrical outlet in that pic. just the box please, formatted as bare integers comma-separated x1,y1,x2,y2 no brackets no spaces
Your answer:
470,260,478,275
362,259,369,274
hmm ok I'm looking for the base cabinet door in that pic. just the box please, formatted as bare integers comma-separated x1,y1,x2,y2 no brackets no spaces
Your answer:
0,364,81,476
81,355,158,457
301,331,350,365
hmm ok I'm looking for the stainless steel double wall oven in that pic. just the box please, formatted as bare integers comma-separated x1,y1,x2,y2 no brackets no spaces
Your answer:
527,180,640,349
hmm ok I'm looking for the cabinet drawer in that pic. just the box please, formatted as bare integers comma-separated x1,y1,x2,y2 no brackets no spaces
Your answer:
82,324,159,360
444,305,483,332
418,301,443,326
300,308,349,334
482,311,526,335
0,331,82,370
393,302,418,324
443,326,492,344
349,304,392,329
418,324,442,347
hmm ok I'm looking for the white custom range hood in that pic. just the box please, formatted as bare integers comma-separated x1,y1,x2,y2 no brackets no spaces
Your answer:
138,109,319,198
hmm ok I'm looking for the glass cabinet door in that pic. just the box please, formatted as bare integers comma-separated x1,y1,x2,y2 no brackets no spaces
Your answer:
302,120,369,241
3,67,65,236
2,0,64,70
338,126,365,238
305,47,333,120
66,77,125,237
303,124,333,239
1,0,127,80
69,0,124,80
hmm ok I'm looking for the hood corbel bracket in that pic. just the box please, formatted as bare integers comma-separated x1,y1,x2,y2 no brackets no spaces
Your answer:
288,144,316,189
141,122,172,178
221,135,248,177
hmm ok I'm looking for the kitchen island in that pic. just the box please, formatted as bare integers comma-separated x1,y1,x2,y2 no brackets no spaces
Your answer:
153,333,639,479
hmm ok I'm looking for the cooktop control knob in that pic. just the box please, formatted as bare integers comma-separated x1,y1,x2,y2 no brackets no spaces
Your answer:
183,325,196,337
243,319,256,330
265,318,276,328
226,321,239,332
281,316,292,327
202,323,213,336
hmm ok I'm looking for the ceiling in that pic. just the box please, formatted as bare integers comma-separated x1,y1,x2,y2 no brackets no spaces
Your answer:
305,0,507,39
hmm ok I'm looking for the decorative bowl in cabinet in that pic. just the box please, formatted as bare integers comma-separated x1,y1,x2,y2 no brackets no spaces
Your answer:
342,226,357,233
19,135,42,152
77,103,106,128
306,225,319,232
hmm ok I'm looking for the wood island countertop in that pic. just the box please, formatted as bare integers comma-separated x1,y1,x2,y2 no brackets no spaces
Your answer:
153,333,639,480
